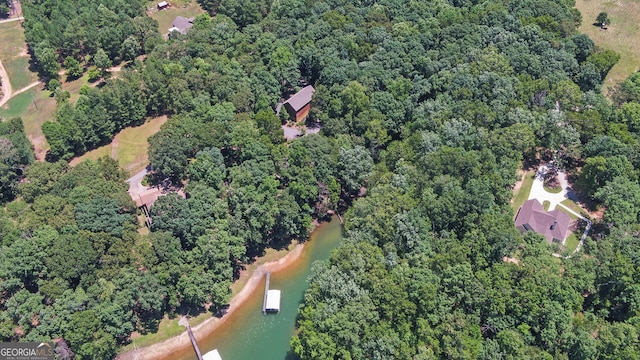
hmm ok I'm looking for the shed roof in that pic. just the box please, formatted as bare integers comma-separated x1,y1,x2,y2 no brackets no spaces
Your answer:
515,199,571,243
158,1,168,7
283,85,315,112
265,289,281,312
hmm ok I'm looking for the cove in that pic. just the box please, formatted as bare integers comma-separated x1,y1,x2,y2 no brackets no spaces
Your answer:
169,216,343,360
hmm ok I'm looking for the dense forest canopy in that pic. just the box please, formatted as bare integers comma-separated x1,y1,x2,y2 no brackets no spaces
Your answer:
22,0,160,79
4,0,640,358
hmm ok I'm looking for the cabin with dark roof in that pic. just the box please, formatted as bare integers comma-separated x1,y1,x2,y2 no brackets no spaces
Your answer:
514,199,571,244
282,85,314,123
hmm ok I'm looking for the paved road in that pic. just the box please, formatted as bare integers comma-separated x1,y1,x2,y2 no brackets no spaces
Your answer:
126,167,148,196
528,166,570,211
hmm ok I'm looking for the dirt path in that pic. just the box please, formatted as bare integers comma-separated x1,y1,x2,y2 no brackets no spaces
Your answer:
0,62,40,108
116,243,307,360
0,16,23,24
0,60,13,107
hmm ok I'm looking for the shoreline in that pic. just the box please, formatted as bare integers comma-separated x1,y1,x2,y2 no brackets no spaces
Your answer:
116,242,307,360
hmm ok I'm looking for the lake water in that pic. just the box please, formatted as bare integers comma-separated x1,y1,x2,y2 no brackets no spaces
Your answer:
169,217,343,360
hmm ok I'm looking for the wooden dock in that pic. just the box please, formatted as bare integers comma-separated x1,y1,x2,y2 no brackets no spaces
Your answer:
178,317,203,360
262,272,271,314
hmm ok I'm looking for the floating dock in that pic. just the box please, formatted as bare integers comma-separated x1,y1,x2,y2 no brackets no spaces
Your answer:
262,272,281,313
202,349,223,360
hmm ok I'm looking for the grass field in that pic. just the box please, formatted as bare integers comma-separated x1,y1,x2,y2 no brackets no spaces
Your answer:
544,185,563,194
575,0,640,95
69,115,168,175
564,233,580,253
560,199,591,220
3,89,56,160
148,0,205,35
512,170,535,213
0,21,38,90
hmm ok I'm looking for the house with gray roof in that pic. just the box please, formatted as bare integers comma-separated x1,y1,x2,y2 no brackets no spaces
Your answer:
515,199,571,244
281,85,314,123
168,16,194,35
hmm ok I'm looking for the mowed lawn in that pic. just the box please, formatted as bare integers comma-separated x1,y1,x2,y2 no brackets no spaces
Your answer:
148,0,205,34
575,0,640,95
69,115,168,175
0,88,55,161
0,21,39,90
511,170,535,214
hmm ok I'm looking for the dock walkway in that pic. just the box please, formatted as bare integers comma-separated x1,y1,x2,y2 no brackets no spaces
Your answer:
262,272,271,314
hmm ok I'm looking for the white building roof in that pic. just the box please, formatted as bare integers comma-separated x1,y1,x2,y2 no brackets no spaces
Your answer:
158,1,168,7
265,289,281,312
203,349,223,360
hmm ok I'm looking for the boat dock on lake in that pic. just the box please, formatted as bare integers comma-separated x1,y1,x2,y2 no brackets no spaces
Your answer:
262,272,281,314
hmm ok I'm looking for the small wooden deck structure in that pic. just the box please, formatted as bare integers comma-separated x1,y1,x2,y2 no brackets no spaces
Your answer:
262,272,281,313
179,317,204,360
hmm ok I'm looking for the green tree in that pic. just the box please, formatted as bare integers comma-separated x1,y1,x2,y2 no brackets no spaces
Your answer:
64,56,83,79
337,146,373,197
34,44,60,79
93,48,112,77
596,12,610,25
187,147,226,189
595,176,640,227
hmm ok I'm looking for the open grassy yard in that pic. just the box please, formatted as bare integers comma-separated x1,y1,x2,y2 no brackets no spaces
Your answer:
0,87,55,160
0,21,38,90
69,115,168,175
148,0,205,35
512,170,534,213
560,199,591,220
575,0,640,95
564,233,580,253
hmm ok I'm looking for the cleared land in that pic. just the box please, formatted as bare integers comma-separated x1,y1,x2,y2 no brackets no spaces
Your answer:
148,0,205,35
511,170,535,213
0,21,38,90
0,19,52,160
69,115,168,175
575,0,640,95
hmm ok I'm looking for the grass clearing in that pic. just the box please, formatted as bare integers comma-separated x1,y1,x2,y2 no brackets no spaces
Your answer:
124,316,184,350
0,21,38,90
5,56,37,90
543,200,551,211
544,185,562,194
560,199,591,220
0,87,56,161
512,170,534,213
148,0,205,35
575,0,640,95
69,115,168,175
0,89,33,118
564,233,580,253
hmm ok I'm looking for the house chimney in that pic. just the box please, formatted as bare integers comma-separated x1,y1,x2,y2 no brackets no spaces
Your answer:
550,219,557,230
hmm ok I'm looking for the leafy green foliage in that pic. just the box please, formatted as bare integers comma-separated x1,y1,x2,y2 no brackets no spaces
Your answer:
12,0,640,357
22,0,158,77
0,118,33,203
